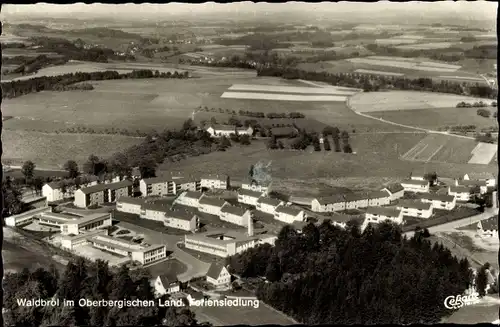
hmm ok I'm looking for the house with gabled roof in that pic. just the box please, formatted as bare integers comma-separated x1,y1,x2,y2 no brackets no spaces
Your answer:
401,179,430,193
477,216,498,238
274,205,305,224
365,207,403,225
140,202,170,221
396,200,433,218
381,183,404,201
154,275,180,296
448,185,473,202
174,191,203,208
206,263,231,288
237,189,263,206
418,193,456,211
198,195,228,216
464,172,496,187
116,196,146,215
256,197,284,215
365,191,391,207
164,208,198,231
311,195,346,212
456,179,488,194
219,204,252,226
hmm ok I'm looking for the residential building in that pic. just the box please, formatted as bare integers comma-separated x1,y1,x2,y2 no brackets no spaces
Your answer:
184,229,277,258
344,193,369,209
42,181,74,202
464,172,496,187
365,207,403,225
237,189,263,206
477,216,498,238
456,179,488,194
154,275,181,296
329,214,356,229
139,177,177,197
419,193,456,210
366,191,391,206
140,202,170,221
176,177,202,192
174,191,203,208
396,200,433,218
219,204,251,226
409,170,426,181
4,206,51,227
89,234,167,265
198,196,227,216
448,186,473,202
73,180,133,208
164,209,199,231
206,263,231,288
236,126,254,136
201,175,229,190
206,125,253,137
381,183,405,201
241,181,269,194
274,205,305,224
401,179,430,193
116,197,146,215
311,195,346,212
256,197,284,215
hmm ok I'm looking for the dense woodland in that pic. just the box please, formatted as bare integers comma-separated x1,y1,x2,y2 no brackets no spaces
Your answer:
3,258,206,327
1,69,189,99
226,222,473,325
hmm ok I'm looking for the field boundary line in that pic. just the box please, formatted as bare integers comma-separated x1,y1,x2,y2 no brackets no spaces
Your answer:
410,144,429,161
401,141,425,160
425,144,445,162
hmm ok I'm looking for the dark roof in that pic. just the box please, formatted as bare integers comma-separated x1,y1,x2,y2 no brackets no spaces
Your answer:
164,209,197,221
366,206,401,218
343,193,368,202
397,200,432,211
183,191,203,199
257,197,283,206
383,183,404,194
206,263,225,279
141,202,170,212
220,204,249,216
117,196,145,205
466,172,495,180
210,124,236,131
479,216,498,231
238,189,263,198
198,196,227,207
79,180,132,194
158,275,178,287
367,191,391,199
410,169,427,177
458,179,487,187
275,205,303,216
314,195,346,205
418,193,455,202
449,185,472,193
401,179,429,186
269,127,297,136
141,176,172,184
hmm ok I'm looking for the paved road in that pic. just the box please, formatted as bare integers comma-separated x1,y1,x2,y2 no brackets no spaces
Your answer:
404,208,496,239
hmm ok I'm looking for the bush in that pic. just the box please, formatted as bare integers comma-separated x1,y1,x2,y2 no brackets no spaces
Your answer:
116,229,130,235
477,108,491,118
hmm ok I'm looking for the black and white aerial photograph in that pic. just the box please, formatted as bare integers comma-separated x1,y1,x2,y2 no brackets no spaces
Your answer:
0,1,498,326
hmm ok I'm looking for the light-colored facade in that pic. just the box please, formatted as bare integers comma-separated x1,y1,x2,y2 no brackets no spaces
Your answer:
448,186,472,202
464,173,496,187
176,179,202,193
74,180,133,208
365,207,403,225
42,182,74,202
164,209,198,231
139,177,177,197
60,229,108,251
477,216,498,238
401,179,430,193
256,197,284,215
396,201,433,219
381,184,405,201
238,189,264,206
206,264,231,288
456,179,488,194
140,203,170,221
274,205,305,224
198,196,227,216
219,204,251,226
200,175,229,190
116,197,145,215
311,197,346,212
206,125,253,138
4,206,52,227
419,193,456,211
241,183,269,195
174,191,203,208
154,276,180,296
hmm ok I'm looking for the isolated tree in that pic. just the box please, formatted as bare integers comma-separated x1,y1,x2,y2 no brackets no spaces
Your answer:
240,134,251,145
63,160,79,179
2,181,23,215
109,153,131,178
343,144,353,153
219,136,232,149
21,160,36,184
32,177,44,196
138,156,157,179
182,118,196,131
83,154,100,175
323,138,331,151
277,140,285,149
249,164,255,180
475,264,489,297
423,172,438,186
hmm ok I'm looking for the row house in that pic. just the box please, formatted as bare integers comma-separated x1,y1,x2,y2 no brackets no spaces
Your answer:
396,200,433,218
198,196,228,216
74,180,133,208
418,193,456,210
381,183,405,201
241,180,269,195
237,189,263,206
140,202,171,221
366,191,391,207
176,177,202,193
164,209,199,232
139,177,177,197
448,185,473,202
463,172,496,187
174,191,203,208
219,204,252,227
456,179,488,194
200,175,230,190
256,197,284,215
274,205,305,224
311,191,391,213
311,195,347,212
401,179,430,193
116,196,146,215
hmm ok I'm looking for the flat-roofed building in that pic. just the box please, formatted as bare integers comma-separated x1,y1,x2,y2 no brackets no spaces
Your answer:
60,228,108,251
4,206,52,227
174,191,203,208
164,208,199,231
401,179,430,193
274,205,305,224
396,200,433,218
60,213,112,235
198,196,227,216
418,193,456,211
116,196,146,215
256,197,284,215
238,189,264,206
219,204,252,226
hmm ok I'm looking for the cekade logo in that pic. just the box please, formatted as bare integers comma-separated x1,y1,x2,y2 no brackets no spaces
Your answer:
444,292,480,310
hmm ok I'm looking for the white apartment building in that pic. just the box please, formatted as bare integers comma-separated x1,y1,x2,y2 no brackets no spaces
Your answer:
139,177,177,197
448,186,472,202
381,183,404,201
274,205,305,224
464,172,496,187
238,189,264,206
219,204,251,227
198,196,227,216
419,193,456,211
140,203,170,221
401,179,430,193
311,195,346,212
201,175,229,190
174,191,203,208
256,197,284,215
396,200,433,219
164,209,199,232
116,196,145,215
364,207,403,225
456,179,488,194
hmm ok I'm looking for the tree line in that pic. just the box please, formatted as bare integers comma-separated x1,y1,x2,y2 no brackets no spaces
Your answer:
1,69,189,99
197,106,306,119
226,221,473,325
457,101,495,108
3,258,207,326
267,126,352,153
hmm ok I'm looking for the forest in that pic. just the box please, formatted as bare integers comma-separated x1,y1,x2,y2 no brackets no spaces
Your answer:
226,221,473,325
3,258,207,327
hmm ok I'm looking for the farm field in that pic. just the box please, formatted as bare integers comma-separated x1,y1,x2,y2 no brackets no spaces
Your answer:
401,134,479,164
468,143,498,165
354,69,404,76
2,130,142,169
368,107,498,130
346,57,460,72
226,84,359,95
220,92,348,102
350,91,492,112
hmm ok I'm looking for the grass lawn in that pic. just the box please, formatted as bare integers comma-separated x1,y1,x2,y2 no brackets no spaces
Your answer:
439,231,499,269
146,258,187,279
369,107,497,131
